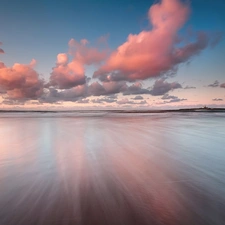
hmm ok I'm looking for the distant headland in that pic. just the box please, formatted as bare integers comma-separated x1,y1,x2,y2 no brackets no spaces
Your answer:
0,107,225,113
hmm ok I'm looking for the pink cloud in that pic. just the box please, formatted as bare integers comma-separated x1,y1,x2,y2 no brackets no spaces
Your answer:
49,39,108,89
94,0,212,82
68,38,107,65
0,60,43,99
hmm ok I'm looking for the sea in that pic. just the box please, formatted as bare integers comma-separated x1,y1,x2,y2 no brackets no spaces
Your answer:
0,111,225,225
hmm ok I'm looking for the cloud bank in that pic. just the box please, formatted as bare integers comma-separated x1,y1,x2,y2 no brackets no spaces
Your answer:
0,0,222,106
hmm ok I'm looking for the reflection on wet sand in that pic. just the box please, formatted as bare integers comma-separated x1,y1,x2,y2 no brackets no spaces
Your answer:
0,113,225,225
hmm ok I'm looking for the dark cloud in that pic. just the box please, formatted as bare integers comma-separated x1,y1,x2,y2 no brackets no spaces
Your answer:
208,80,219,87
149,79,182,96
88,81,126,96
107,94,117,99
123,82,150,95
132,95,144,100
184,85,196,89
167,98,187,103
159,94,187,104
161,94,177,100
0,42,4,54
40,85,87,103
173,32,210,64
212,98,223,101
88,81,151,97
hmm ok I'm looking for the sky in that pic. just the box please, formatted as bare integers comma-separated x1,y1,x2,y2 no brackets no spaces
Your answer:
0,0,225,110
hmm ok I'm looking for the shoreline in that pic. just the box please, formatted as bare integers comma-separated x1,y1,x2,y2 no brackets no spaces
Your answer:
0,108,225,113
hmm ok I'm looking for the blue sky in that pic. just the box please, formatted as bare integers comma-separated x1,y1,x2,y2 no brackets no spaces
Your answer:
0,0,225,109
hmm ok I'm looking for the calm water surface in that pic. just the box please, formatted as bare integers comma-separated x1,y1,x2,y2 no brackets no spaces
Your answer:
0,112,225,225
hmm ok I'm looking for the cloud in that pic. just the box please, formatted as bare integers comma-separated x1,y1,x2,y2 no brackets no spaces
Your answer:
159,96,187,104
40,85,87,103
212,98,223,101
49,39,108,89
184,85,196,89
132,95,144,100
0,60,44,99
167,98,186,103
68,38,108,65
0,1,221,105
88,81,126,96
220,83,225,88
77,98,89,104
208,80,219,87
88,81,151,97
93,0,214,82
123,82,150,95
0,99,26,105
92,96,117,104
0,42,4,54
160,94,186,103
161,94,177,100
149,78,182,96
116,98,147,105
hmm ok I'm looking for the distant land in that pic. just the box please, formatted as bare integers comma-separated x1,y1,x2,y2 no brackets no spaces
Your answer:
0,107,225,113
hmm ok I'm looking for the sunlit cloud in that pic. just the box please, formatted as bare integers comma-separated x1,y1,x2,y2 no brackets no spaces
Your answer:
0,60,43,100
93,0,213,82
48,38,108,89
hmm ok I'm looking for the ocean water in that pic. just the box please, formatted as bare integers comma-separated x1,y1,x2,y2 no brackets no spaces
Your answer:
0,112,225,225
